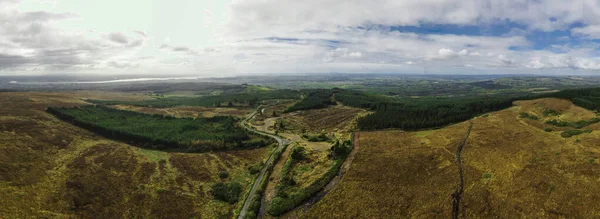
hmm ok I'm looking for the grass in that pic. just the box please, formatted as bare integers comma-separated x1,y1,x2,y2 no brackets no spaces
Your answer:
482,173,493,179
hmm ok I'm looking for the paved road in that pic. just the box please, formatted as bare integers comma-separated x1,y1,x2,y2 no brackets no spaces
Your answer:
237,107,289,219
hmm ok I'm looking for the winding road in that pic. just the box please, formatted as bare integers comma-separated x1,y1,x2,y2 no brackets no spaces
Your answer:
237,106,290,219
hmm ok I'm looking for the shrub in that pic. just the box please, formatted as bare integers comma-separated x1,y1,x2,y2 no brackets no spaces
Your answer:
546,119,569,127
248,163,263,174
211,181,242,204
330,140,352,158
519,112,539,120
226,182,242,204
546,118,600,128
482,173,493,179
543,109,561,116
544,127,553,132
290,146,306,161
560,129,592,138
302,131,329,142
218,171,229,179
211,183,229,202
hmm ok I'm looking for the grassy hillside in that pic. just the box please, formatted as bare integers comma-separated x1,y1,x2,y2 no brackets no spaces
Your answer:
298,98,600,218
0,92,273,218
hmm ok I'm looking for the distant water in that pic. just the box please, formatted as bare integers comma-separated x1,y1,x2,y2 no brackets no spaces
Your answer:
11,76,203,85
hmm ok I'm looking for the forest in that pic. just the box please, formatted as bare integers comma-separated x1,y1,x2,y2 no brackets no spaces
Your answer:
339,87,600,130
46,106,274,152
334,89,521,130
284,89,337,112
540,87,600,111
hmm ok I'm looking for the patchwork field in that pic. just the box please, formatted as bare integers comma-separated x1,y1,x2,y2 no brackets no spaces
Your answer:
283,105,367,134
300,98,600,218
0,92,272,218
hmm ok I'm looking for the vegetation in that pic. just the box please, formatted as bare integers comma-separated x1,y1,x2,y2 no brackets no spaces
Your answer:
243,143,290,219
304,103,600,218
519,112,539,120
544,127,553,132
268,141,352,216
247,162,263,174
543,109,561,116
285,89,337,112
301,131,330,142
290,146,307,160
47,105,274,152
0,91,275,219
211,182,243,204
546,118,600,128
218,171,230,179
540,87,600,111
336,87,600,131
336,89,521,130
560,129,593,138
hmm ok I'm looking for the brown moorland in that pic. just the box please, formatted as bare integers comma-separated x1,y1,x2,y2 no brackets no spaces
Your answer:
300,98,600,218
0,91,271,218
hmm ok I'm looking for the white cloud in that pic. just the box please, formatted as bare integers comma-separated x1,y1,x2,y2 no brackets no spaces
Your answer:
572,25,600,39
348,52,362,58
0,0,147,72
3,0,600,75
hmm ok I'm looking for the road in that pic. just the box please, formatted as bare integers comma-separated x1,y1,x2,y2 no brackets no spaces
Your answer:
237,106,289,219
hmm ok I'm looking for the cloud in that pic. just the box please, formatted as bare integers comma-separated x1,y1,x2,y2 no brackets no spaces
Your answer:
159,44,198,55
0,0,150,72
4,0,600,75
108,32,129,44
0,54,30,69
133,30,148,38
227,0,600,39
572,25,600,39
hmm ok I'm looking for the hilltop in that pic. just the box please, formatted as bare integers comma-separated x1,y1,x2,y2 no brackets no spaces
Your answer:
296,98,600,218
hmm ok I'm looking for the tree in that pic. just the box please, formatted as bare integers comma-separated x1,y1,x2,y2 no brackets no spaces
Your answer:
227,101,234,107
291,146,306,160
218,171,229,179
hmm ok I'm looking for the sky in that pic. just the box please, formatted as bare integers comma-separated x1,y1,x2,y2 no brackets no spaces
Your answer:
2,0,600,76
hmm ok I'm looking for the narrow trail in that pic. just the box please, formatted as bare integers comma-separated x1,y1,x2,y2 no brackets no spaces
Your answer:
238,106,289,219
452,122,473,219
